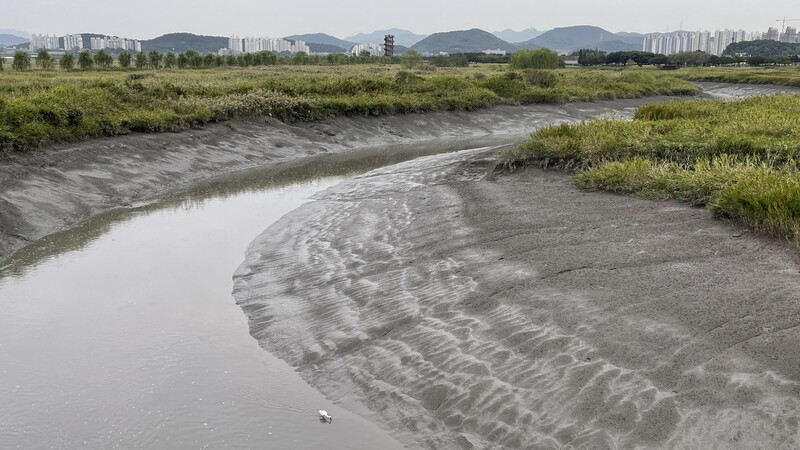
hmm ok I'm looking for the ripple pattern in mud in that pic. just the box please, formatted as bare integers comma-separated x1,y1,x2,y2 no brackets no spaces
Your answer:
234,149,800,449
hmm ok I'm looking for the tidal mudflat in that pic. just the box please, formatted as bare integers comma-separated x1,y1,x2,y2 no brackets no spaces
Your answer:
235,148,800,448
2,83,798,448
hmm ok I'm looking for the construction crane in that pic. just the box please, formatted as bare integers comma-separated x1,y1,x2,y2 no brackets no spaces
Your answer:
776,17,800,32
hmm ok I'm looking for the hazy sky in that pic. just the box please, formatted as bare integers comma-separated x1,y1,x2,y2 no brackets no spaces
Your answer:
4,0,798,39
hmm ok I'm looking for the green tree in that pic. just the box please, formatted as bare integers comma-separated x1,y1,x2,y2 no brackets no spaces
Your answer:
148,50,161,69
12,51,31,71
163,52,176,68
184,50,201,68
134,51,147,69
402,49,422,69
577,49,607,66
648,54,669,65
78,50,93,70
177,52,189,68
203,53,215,67
36,49,54,70
668,50,711,67
59,53,75,71
510,48,562,69
0,57,3,71
292,51,309,65
118,50,131,68
242,52,254,66
94,49,113,68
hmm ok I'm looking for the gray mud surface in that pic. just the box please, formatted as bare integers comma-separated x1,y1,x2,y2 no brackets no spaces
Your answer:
234,150,800,449
3,82,800,448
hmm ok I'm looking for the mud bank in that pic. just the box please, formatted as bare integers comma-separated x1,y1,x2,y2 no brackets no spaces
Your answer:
1,97,676,262
234,149,800,449
2,82,796,262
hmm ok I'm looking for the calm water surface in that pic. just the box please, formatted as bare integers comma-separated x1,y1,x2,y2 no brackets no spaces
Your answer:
0,164,406,449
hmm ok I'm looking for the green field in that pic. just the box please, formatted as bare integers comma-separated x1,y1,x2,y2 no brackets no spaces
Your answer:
504,93,800,246
0,65,699,155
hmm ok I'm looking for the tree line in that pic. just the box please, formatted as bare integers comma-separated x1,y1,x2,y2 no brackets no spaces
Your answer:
3,48,421,71
723,40,800,57
577,49,800,67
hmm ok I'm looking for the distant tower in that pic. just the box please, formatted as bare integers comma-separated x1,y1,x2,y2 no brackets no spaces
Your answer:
384,34,395,57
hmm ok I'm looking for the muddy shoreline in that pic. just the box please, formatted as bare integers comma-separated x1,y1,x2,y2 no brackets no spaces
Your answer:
3,82,796,262
0,100,640,262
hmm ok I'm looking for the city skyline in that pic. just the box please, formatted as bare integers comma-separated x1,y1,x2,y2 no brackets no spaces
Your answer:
2,0,798,41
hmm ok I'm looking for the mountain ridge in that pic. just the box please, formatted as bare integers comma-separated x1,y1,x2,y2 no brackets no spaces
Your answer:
142,32,227,53
345,28,427,47
492,28,542,43
519,25,642,52
0,34,29,47
284,33,355,50
410,29,517,55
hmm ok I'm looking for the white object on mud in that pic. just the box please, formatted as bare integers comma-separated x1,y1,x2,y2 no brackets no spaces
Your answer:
319,410,333,423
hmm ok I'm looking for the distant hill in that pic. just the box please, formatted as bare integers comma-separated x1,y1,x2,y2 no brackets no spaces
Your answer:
0,34,28,47
410,29,517,55
308,43,348,53
724,39,800,57
520,25,642,52
345,28,427,47
284,33,355,49
492,28,541,43
0,29,30,39
142,33,227,53
617,32,646,40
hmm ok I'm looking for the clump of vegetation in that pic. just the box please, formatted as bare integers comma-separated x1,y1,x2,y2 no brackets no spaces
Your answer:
504,94,800,246
510,49,563,69
0,66,698,155
524,69,559,88
680,67,800,87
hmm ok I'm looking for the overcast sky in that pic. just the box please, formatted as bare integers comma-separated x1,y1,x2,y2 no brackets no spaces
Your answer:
4,0,798,39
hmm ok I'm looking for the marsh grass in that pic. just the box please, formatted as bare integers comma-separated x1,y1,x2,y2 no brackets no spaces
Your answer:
681,67,800,87
504,94,800,246
0,66,698,155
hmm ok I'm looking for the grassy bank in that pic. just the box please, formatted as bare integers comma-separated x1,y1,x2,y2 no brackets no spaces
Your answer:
681,66,800,87
0,66,698,155
504,94,800,246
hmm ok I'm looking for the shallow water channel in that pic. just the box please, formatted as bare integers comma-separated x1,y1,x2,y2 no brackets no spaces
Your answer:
0,146,480,449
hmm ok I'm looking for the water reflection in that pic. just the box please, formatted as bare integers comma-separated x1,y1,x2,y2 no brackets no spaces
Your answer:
1,138,507,278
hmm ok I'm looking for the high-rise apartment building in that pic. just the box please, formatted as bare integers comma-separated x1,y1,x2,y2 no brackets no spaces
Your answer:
351,42,384,56
782,27,798,43
764,27,781,41
62,34,83,50
90,36,141,51
643,29,761,56
30,34,61,50
227,36,309,55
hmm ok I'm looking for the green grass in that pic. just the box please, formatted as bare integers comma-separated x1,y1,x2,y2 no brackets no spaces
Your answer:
0,65,699,155
503,94,800,246
680,66,800,87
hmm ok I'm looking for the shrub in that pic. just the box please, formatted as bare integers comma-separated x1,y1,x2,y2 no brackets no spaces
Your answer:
524,70,559,88
12,51,30,71
510,49,563,69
